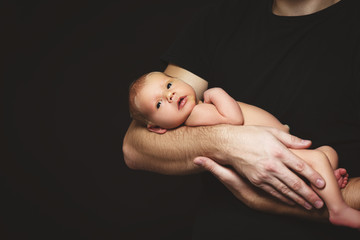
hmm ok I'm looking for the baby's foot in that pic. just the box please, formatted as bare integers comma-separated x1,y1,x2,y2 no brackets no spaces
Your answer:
329,206,360,229
334,168,349,189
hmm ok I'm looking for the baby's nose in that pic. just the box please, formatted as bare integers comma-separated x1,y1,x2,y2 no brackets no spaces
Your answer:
167,92,176,102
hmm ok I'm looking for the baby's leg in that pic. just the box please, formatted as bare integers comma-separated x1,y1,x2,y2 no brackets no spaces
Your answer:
290,147,360,229
316,146,348,188
316,146,338,168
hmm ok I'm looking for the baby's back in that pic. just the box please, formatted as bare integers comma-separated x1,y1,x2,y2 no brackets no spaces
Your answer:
239,102,289,132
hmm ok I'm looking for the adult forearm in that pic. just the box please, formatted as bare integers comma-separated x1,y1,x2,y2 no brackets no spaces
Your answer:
125,121,326,209
122,120,221,175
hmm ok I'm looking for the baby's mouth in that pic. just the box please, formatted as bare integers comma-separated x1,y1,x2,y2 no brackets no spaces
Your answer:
178,96,187,110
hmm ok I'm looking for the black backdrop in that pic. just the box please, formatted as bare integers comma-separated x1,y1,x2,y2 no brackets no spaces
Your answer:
3,1,219,239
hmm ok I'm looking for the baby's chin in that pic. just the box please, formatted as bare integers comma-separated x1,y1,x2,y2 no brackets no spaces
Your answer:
186,96,197,108
188,95,197,103
164,116,190,129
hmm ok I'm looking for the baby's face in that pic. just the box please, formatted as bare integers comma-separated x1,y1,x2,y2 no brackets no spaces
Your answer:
135,72,197,129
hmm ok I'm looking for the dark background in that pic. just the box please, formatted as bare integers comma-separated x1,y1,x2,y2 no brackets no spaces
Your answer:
3,1,218,239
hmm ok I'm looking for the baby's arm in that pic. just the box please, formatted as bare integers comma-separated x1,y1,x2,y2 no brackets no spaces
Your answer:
203,88,244,125
185,88,244,127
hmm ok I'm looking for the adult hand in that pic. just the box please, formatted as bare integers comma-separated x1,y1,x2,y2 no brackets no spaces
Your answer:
194,156,329,222
201,125,325,210
194,156,292,210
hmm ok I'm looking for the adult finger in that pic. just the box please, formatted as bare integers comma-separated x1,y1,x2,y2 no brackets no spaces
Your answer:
267,128,326,200
194,156,295,206
263,175,316,209
256,183,296,206
267,127,312,150
275,164,324,209
193,156,239,186
280,151,325,189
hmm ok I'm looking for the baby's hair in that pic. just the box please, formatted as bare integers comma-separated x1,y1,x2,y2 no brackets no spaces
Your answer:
128,73,150,126
128,71,176,125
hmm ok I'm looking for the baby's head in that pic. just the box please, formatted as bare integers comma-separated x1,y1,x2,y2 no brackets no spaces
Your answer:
129,72,197,134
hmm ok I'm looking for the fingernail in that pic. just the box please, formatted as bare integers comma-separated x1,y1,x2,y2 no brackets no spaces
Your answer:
314,200,324,209
316,179,325,188
304,202,312,210
194,158,204,166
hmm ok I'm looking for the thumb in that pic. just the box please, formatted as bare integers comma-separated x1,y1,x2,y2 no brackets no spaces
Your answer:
268,128,312,149
193,157,240,186
194,157,253,202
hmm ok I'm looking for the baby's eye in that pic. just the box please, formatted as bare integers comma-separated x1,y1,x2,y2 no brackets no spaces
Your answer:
167,82,172,89
156,101,161,109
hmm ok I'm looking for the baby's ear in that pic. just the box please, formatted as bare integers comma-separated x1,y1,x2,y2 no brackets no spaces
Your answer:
147,124,167,134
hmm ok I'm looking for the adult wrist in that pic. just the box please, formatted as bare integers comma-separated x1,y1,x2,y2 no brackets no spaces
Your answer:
203,124,239,165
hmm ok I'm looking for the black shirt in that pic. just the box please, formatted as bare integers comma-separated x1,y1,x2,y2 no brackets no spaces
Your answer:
162,0,360,238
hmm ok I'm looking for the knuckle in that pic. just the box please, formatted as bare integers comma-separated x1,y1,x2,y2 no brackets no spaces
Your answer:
249,175,263,186
259,170,272,181
249,166,275,186
279,185,290,195
306,192,320,203
249,172,271,186
269,147,283,159
264,161,278,173
269,189,279,197
294,161,305,172
291,180,303,191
